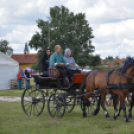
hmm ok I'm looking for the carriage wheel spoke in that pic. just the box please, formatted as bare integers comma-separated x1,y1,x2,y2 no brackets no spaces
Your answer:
24,95,32,101
30,104,33,115
36,90,40,97
36,103,42,109
24,102,31,107
35,104,39,115
33,104,35,115
25,103,32,113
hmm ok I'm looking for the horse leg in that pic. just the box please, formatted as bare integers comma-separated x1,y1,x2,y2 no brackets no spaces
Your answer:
82,94,91,118
119,94,130,123
128,93,134,119
93,95,101,115
113,95,119,120
100,92,110,120
81,96,87,118
82,82,95,118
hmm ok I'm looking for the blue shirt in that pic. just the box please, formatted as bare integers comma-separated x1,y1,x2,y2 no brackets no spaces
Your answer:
20,71,24,77
121,58,133,68
49,52,68,67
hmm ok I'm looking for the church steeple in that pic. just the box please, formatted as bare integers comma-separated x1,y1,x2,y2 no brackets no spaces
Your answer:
24,42,29,54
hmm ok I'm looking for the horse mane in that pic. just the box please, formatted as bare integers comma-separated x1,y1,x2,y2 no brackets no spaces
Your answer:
117,60,134,74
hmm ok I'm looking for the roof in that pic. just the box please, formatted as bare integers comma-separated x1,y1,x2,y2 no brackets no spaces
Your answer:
101,59,125,67
11,53,37,64
0,51,19,65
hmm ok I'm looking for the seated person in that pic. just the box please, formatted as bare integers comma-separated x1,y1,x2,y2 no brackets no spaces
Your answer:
121,56,133,68
64,48,81,74
40,48,51,76
49,45,73,86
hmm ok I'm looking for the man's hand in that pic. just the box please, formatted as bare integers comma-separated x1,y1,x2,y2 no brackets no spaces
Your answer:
60,63,64,66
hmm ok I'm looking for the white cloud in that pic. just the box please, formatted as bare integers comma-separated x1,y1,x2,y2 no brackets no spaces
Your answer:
0,0,134,58
1,25,39,43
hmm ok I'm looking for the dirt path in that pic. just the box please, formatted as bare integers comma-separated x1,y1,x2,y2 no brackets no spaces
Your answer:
0,96,21,102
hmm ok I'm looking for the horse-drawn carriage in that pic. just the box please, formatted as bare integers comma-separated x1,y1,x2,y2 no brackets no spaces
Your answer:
21,62,134,122
21,71,98,118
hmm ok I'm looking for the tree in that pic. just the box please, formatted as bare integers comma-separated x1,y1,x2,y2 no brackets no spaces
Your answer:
89,54,101,67
104,56,114,63
0,40,13,53
29,5,94,70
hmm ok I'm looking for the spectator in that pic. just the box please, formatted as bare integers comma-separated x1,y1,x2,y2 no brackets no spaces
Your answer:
20,70,25,77
17,70,23,90
24,70,31,89
30,70,33,76
20,70,25,85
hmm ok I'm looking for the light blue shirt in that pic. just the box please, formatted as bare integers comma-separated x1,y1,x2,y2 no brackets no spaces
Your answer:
49,52,68,67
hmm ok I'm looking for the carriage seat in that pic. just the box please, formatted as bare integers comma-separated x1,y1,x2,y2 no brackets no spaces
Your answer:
73,73,86,83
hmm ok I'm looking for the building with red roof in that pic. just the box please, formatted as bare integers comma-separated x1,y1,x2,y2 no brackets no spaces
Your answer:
11,43,37,70
101,58,125,67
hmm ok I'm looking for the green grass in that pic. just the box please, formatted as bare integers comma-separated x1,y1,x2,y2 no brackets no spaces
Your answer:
0,88,25,97
0,101,134,134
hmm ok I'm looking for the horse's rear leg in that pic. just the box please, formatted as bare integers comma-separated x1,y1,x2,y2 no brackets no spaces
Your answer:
119,94,130,123
100,92,110,120
128,93,134,119
93,95,101,115
113,95,119,120
81,96,87,118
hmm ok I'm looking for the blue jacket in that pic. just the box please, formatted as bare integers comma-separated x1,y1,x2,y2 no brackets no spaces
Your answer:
20,71,24,77
121,58,133,68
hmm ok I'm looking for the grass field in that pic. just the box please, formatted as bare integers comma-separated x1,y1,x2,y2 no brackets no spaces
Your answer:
0,79,134,134
0,101,134,134
0,88,25,97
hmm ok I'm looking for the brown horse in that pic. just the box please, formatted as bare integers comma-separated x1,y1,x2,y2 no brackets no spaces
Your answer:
80,61,134,122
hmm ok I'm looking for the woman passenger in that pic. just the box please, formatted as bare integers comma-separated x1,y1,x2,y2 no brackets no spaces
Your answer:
64,48,81,74
40,48,51,76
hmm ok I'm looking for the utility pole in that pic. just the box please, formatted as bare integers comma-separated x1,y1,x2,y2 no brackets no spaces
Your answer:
47,17,51,48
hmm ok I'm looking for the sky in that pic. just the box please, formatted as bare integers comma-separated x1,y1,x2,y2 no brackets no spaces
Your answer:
0,0,134,59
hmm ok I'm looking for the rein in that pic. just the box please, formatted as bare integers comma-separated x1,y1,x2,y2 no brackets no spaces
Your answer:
115,71,134,79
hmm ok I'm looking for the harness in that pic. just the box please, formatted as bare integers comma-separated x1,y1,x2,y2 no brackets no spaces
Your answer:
106,69,134,90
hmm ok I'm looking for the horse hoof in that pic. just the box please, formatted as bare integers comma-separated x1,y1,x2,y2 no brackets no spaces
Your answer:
83,116,87,118
83,114,87,118
126,120,131,123
113,116,117,120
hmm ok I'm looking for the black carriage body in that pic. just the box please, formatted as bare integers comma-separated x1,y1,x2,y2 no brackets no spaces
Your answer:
32,75,81,92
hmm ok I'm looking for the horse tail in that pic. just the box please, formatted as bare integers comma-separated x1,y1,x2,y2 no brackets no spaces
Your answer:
80,72,90,94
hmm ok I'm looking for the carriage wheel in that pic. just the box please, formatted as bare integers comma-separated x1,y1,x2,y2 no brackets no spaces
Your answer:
47,93,65,118
81,96,98,115
65,94,76,113
21,86,45,116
